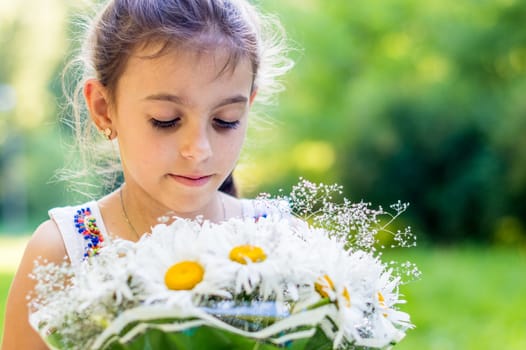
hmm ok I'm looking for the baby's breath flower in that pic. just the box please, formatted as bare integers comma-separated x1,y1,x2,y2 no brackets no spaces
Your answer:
29,179,416,350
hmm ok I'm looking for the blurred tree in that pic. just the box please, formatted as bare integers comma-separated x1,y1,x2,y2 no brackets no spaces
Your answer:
0,0,71,232
1,0,525,244
251,0,526,244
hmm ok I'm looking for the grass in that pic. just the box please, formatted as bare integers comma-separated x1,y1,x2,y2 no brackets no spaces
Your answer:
1,237,525,349
0,272,13,346
386,246,526,350
0,235,28,345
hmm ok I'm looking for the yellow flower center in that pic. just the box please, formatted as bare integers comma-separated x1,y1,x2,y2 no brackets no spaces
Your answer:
378,291,388,317
342,287,351,308
378,291,386,307
164,261,204,290
314,274,335,298
229,245,267,264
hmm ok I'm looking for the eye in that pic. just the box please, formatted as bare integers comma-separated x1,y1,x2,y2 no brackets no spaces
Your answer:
213,118,240,130
150,117,181,129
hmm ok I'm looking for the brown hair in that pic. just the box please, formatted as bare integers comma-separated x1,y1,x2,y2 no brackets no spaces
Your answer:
62,0,293,197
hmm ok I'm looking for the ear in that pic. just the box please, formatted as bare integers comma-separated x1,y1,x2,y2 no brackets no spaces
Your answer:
249,88,258,106
84,79,116,139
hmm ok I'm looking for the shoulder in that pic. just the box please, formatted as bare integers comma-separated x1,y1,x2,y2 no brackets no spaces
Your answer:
26,219,69,263
14,220,68,286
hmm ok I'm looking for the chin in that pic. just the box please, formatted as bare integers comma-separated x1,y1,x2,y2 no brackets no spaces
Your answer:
165,191,216,216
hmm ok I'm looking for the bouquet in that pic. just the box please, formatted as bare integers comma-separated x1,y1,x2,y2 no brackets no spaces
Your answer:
29,180,419,349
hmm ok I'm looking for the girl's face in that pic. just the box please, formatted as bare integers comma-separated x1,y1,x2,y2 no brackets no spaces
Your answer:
111,45,254,215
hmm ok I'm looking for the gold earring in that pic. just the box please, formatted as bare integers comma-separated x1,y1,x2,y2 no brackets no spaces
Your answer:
103,128,112,140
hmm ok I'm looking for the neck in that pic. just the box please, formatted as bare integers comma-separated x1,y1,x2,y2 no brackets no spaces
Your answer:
119,182,225,237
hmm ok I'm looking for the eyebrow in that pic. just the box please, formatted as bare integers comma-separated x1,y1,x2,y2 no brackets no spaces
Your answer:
144,93,186,104
143,93,248,109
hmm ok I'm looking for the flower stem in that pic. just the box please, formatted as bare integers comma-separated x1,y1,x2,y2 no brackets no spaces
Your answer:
306,298,331,310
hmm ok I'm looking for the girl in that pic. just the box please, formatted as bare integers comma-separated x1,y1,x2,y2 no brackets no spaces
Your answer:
1,0,292,348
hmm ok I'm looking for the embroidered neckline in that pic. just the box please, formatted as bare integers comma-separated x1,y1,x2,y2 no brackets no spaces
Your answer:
254,213,268,223
74,207,104,257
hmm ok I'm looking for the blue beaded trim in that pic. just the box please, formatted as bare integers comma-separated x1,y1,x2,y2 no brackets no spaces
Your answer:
74,207,104,258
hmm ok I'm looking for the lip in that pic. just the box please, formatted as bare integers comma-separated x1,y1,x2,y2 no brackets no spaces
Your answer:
169,174,213,187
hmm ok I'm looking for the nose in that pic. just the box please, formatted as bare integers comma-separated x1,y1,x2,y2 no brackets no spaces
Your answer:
179,123,213,162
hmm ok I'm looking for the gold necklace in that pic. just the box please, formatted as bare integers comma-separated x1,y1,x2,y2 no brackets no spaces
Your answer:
119,186,227,239
119,187,140,239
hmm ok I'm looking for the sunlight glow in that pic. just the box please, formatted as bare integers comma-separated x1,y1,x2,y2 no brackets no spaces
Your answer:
417,55,450,83
293,141,335,172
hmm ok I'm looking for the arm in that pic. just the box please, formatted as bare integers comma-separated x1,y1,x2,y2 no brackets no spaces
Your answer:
1,220,68,350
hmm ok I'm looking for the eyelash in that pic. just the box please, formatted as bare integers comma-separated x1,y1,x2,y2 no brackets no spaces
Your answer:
213,118,240,130
150,117,240,130
150,118,180,129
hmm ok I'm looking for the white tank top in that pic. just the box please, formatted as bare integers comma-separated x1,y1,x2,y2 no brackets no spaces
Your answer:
49,199,288,267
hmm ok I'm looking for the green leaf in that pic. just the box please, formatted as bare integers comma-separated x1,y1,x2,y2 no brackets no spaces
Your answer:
102,326,324,350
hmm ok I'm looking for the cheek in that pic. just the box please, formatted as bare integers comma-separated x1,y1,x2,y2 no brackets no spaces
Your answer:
120,130,168,168
146,137,177,166
209,136,241,167
221,131,246,156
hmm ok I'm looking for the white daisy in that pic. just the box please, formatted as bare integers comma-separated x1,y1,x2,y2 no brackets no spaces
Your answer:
354,269,413,348
129,219,230,309
202,217,310,302
293,227,410,348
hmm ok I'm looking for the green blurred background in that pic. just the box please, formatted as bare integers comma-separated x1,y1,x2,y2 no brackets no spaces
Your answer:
1,0,526,348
